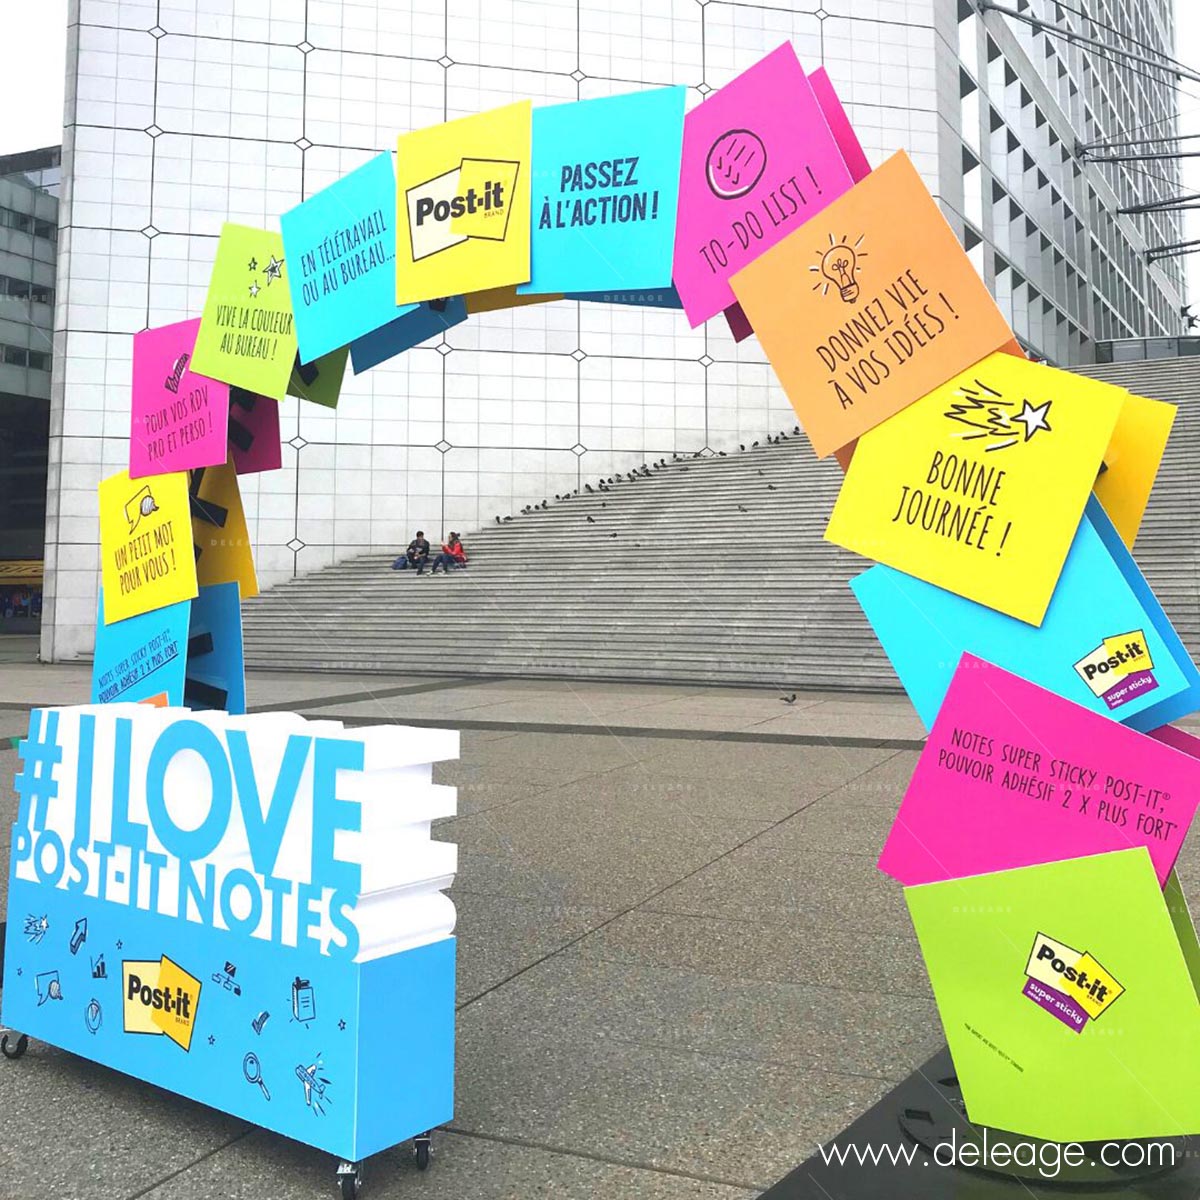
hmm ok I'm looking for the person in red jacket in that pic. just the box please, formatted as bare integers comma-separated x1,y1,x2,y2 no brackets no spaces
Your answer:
430,532,468,574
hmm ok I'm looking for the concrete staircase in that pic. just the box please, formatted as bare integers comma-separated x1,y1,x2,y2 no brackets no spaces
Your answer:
243,358,1200,688
241,438,894,688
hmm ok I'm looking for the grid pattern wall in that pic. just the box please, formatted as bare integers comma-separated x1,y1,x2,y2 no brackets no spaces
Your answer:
44,0,942,661
951,0,1184,365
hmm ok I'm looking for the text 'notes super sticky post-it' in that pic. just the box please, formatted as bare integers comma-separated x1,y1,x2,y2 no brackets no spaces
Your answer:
732,151,1014,457
878,654,1200,888
826,351,1125,625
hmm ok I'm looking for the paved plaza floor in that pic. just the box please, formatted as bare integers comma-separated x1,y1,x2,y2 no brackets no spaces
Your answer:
4,643,1193,1197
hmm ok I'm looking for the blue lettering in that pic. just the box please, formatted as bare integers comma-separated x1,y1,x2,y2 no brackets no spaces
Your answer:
146,721,232,861
227,730,310,876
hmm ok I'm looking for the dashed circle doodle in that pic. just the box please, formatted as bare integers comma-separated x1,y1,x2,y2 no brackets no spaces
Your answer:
705,129,767,200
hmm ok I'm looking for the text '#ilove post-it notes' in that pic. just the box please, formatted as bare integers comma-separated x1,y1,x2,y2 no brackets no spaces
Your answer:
906,849,1200,1142
1095,389,1175,547
519,86,686,296
98,469,198,624
191,223,298,400
673,43,854,327
130,319,230,479
853,497,1200,733
281,152,416,364
827,352,1125,625
879,655,1200,888
396,101,532,304
732,151,1014,457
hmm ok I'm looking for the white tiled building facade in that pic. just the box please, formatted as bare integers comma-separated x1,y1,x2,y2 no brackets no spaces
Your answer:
43,0,1183,660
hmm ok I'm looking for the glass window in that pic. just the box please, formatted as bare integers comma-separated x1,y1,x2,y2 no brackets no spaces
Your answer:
2,345,29,366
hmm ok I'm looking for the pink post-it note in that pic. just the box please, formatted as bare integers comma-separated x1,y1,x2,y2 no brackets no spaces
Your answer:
808,68,871,183
672,43,854,327
723,302,754,342
227,387,283,475
130,319,231,479
878,654,1200,889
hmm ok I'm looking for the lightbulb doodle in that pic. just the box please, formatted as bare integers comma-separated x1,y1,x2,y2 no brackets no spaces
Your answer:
811,233,867,303
944,378,1054,452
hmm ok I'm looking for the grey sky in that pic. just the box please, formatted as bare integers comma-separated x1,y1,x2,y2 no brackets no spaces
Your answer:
0,1,1196,314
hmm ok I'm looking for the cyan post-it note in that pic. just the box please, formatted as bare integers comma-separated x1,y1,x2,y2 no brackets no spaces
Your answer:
282,152,416,364
349,296,468,373
520,87,686,296
853,496,1200,732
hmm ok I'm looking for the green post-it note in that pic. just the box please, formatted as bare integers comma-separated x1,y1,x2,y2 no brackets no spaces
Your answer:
192,223,299,401
287,346,349,409
907,848,1200,1143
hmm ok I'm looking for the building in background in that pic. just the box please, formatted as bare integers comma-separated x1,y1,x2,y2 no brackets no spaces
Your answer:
954,0,1186,366
0,145,59,631
42,0,1189,660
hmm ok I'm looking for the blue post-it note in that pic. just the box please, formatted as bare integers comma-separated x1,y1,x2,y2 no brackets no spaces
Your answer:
281,151,416,364
853,496,1200,732
519,87,686,296
349,296,468,373
565,285,683,309
91,591,190,705
185,581,246,715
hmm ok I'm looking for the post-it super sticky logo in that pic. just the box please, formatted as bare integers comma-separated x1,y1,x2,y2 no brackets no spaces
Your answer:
123,955,202,1051
1074,630,1157,709
1023,933,1123,1033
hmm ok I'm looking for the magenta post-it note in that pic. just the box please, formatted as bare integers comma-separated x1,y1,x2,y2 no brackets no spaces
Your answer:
878,654,1200,889
130,318,231,479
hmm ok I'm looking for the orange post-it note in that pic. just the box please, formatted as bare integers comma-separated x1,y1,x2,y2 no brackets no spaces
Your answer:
731,151,1014,458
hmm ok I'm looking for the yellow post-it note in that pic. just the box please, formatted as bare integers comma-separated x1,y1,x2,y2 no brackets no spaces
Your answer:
397,101,532,304
1094,390,1175,548
826,352,1126,626
191,223,299,400
191,458,258,600
151,955,202,1051
465,284,562,314
99,469,198,625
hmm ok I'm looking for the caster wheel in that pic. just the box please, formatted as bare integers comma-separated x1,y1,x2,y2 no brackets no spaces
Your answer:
336,1160,361,1199
414,1133,432,1172
1,1033,28,1060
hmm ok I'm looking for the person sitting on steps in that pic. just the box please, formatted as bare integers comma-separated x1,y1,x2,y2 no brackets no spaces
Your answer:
430,532,468,575
393,531,431,574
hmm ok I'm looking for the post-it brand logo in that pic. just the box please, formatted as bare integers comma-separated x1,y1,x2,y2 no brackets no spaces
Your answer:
406,159,520,262
1022,933,1123,1033
122,955,202,1051
1073,630,1156,710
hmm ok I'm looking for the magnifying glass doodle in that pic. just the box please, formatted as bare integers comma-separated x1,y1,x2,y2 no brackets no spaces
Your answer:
243,1052,271,1101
